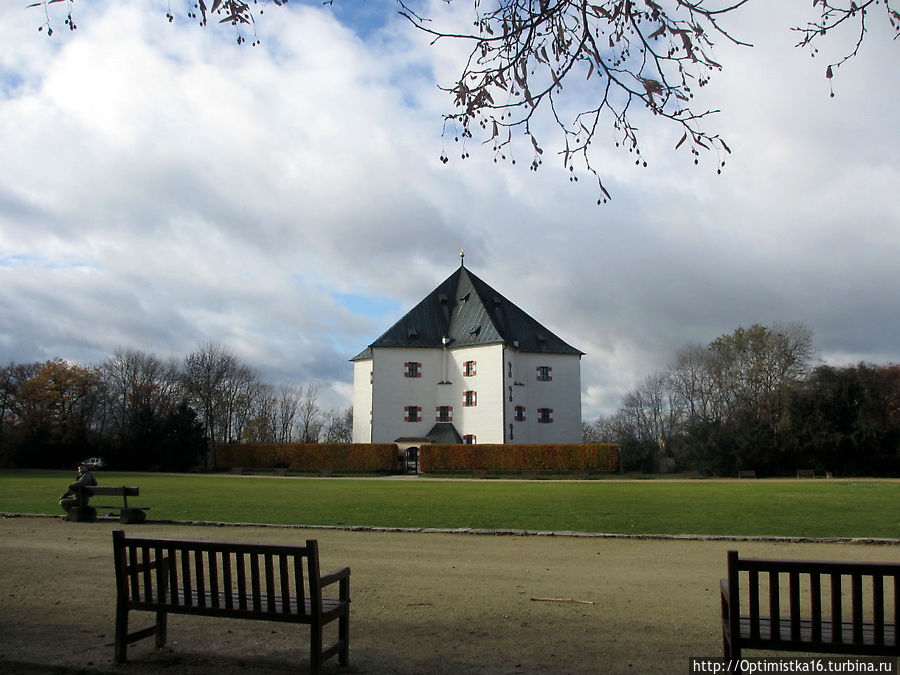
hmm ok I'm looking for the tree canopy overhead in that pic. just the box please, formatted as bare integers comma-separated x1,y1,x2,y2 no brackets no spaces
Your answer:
28,0,900,201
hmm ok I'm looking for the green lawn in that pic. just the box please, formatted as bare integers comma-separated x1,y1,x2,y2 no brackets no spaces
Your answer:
2,471,898,539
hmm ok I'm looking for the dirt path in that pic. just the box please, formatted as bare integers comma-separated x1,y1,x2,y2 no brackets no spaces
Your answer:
1,516,897,674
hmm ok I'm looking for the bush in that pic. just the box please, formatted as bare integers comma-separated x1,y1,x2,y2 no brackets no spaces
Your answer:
217,443,397,473
419,444,619,474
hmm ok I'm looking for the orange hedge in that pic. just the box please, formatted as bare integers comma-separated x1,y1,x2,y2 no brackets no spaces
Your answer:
418,444,619,473
217,443,397,473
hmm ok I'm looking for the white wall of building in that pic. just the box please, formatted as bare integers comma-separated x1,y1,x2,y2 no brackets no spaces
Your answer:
369,347,442,444
447,344,505,444
504,350,582,444
351,358,373,443
353,346,582,445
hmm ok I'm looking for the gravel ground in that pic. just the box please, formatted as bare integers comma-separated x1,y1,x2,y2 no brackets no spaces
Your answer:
1,515,897,674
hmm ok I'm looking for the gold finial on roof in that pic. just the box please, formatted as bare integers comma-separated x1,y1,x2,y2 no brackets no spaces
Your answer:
460,249,465,267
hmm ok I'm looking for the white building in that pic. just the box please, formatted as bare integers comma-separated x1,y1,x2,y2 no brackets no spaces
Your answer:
351,257,584,448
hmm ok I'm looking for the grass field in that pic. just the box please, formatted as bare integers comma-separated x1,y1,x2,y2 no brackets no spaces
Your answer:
1,470,898,539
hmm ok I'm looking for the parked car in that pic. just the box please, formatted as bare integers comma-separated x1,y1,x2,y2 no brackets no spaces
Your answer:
80,457,106,470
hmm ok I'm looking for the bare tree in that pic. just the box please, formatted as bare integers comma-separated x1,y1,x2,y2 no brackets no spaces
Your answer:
28,1,898,201
322,406,353,444
297,384,324,444
103,348,182,441
182,342,240,468
275,383,303,443
670,343,721,424
620,371,682,466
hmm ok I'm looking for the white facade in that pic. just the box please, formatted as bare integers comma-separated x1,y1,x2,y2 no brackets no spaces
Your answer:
351,263,584,446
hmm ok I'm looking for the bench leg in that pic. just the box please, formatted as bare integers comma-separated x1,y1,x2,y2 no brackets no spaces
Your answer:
338,607,349,666
309,623,323,673
156,609,167,648
114,603,128,664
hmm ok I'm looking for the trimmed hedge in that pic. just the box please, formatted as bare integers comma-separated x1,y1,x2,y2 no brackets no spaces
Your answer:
217,443,397,473
419,443,619,474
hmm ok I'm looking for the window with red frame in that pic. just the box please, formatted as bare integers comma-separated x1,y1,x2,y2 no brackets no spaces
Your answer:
538,408,553,423
463,434,477,444
463,390,477,407
463,360,477,376
536,365,552,381
404,362,422,378
404,405,421,422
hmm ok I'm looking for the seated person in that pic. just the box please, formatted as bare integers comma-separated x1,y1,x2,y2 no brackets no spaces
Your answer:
59,463,98,513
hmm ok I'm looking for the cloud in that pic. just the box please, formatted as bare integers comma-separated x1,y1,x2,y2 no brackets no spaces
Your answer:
1,0,898,421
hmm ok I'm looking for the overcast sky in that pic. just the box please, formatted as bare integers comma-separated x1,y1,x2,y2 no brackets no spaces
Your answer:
2,0,898,420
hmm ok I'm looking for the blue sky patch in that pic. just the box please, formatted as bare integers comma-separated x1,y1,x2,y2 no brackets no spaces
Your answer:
332,290,402,320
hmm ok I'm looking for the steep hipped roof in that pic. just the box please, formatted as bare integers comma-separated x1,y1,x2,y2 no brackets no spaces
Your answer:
352,263,583,360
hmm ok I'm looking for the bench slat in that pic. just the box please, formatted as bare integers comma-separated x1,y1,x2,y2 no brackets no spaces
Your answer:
874,576,884,645
811,573,822,643
265,553,276,614
831,572,843,643
208,549,220,609
250,554,261,612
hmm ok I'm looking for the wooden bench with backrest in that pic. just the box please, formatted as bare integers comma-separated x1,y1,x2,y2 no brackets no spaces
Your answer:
721,550,899,660
111,530,350,672
68,485,148,523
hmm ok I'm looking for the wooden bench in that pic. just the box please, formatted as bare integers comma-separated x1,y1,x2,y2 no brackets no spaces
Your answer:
112,530,350,672
737,470,757,479
67,486,148,524
721,550,899,660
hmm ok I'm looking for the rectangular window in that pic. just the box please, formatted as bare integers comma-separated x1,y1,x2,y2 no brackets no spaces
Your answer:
436,405,452,422
514,406,526,422
404,405,421,422
537,366,552,381
404,362,422,378
463,390,477,407
463,434,477,444
463,360,477,376
538,408,553,423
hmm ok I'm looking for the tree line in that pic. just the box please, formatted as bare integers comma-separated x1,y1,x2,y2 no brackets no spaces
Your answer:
0,342,352,471
584,323,899,477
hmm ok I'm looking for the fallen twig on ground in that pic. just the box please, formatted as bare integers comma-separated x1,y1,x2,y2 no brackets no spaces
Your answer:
530,597,595,605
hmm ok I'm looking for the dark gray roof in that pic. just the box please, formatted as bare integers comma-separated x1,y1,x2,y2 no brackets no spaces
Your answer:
352,264,583,360
426,423,463,444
